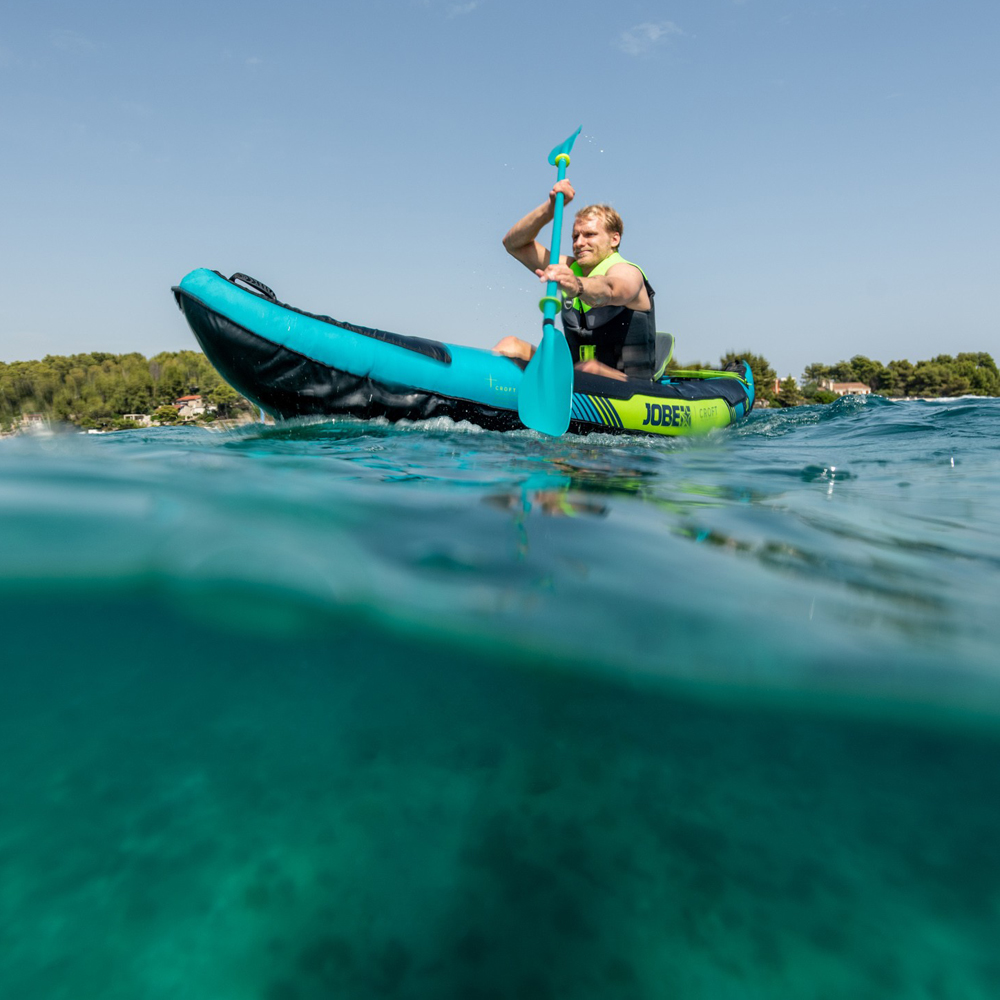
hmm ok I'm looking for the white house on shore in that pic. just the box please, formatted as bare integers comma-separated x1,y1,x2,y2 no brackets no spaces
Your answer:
174,394,212,419
820,379,871,396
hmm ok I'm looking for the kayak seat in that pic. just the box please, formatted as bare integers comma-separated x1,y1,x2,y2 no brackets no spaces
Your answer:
653,332,675,381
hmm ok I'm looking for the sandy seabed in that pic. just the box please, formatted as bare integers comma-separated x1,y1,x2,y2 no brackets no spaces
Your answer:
3,597,999,1000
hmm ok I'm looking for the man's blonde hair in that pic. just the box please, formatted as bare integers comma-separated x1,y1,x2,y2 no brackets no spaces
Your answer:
575,204,624,241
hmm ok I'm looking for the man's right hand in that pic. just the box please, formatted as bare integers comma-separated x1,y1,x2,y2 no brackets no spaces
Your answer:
548,180,575,210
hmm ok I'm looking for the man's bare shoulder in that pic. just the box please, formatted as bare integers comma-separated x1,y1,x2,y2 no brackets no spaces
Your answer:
606,260,642,275
605,260,645,286
605,261,649,308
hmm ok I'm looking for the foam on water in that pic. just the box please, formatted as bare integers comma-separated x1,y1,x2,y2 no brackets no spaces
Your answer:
2,397,999,998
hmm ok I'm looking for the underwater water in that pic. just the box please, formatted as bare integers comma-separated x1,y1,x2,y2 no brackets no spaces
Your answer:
2,396,999,999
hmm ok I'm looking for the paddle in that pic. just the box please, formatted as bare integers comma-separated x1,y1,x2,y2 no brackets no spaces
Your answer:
517,126,582,436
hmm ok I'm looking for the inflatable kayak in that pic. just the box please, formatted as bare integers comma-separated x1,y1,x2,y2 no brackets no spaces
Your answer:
172,269,755,436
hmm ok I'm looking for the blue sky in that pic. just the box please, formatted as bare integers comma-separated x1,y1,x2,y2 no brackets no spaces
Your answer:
2,0,997,379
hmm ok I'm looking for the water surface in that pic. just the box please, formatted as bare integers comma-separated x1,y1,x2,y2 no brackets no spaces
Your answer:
3,396,999,998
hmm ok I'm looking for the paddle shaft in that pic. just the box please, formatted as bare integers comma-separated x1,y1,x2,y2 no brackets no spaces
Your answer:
541,157,571,334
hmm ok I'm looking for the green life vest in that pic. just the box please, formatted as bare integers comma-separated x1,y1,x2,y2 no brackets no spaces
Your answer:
561,252,656,379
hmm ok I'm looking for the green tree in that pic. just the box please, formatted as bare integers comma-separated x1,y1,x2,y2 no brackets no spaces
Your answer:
207,381,242,418
802,362,834,385
775,375,805,407
825,359,856,382
152,405,180,425
2,350,257,428
884,359,914,397
848,355,887,391
154,360,189,405
953,352,1000,395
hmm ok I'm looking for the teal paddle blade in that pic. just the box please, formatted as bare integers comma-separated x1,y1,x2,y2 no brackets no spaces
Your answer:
548,126,582,166
518,323,574,435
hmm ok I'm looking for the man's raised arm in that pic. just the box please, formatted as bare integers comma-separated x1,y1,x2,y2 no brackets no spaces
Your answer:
502,180,575,273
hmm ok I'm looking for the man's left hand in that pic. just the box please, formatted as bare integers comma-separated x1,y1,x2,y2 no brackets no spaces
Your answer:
535,264,582,299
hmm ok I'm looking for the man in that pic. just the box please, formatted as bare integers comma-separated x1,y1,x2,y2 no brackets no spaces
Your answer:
494,180,656,382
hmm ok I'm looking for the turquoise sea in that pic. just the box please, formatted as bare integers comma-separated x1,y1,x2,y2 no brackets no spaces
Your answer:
2,396,999,999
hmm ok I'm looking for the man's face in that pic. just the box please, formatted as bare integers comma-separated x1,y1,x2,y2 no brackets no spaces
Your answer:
572,215,620,269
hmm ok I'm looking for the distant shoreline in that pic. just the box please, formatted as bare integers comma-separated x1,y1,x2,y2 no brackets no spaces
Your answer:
3,349,997,432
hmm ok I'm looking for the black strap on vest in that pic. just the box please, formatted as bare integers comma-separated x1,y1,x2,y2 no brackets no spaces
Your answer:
561,277,656,380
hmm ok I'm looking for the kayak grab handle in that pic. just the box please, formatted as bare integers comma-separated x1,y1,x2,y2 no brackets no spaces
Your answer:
229,273,277,301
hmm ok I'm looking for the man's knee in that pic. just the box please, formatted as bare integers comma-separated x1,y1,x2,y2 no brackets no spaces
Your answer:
493,336,534,361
